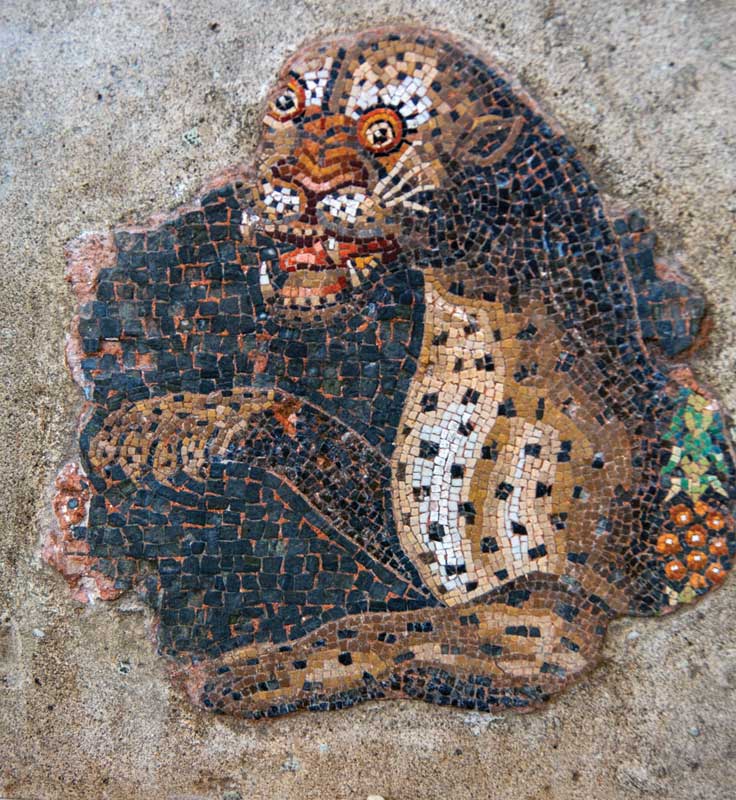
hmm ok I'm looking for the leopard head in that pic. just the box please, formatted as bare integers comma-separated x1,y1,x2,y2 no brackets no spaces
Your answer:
246,28,528,309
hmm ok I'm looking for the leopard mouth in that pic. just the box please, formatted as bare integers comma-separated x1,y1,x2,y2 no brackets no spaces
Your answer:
257,225,399,305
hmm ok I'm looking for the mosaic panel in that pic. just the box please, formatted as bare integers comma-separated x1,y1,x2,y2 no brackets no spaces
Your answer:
46,27,736,719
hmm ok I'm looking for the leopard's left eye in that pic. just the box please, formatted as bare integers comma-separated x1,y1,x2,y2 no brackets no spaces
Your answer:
268,81,305,122
357,108,404,154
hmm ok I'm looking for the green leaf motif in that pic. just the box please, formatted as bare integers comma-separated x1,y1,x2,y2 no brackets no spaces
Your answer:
662,389,728,502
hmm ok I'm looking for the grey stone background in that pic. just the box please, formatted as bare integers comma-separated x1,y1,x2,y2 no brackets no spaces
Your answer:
1,1,735,798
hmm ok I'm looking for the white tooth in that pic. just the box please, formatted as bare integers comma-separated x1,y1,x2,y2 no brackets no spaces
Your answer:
347,259,361,287
328,237,336,250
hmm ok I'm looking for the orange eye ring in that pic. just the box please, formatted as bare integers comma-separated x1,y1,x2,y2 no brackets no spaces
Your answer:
357,107,404,154
268,80,306,122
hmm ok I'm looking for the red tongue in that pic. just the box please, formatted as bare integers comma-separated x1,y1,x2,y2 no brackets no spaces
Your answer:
278,241,361,272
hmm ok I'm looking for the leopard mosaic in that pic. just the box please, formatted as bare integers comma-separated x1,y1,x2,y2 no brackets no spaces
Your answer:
46,27,736,719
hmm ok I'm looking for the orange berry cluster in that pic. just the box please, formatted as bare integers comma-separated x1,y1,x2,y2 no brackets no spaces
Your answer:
657,503,729,590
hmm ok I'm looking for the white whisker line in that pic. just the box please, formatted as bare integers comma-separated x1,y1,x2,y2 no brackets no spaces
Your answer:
381,168,427,200
381,163,431,201
373,143,422,196
397,199,432,213
384,184,436,209
381,162,426,200
376,174,411,205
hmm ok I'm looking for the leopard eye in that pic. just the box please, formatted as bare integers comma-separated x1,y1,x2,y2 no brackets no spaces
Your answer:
268,81,306,122
357,108,404,154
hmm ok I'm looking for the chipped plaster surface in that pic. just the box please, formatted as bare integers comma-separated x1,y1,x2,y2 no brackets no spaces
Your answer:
1,1,735,798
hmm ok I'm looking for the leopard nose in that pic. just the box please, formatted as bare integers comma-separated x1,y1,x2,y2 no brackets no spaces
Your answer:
290,155,367,195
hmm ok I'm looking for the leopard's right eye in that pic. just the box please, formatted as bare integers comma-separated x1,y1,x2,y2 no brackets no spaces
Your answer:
357,108,404,154
268,81,306,122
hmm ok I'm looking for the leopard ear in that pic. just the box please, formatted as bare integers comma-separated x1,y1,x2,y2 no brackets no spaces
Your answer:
450,114,525,167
